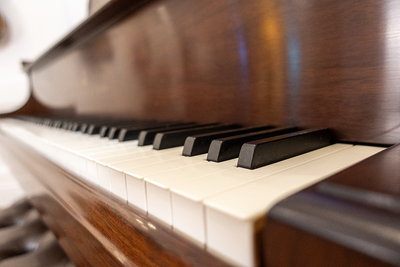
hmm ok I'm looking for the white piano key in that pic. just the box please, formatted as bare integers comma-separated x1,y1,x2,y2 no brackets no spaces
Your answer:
98,163,112,190
85,144,155,182
108,147,184,200
145,159,237,225
204,145,386,267
110,168,129,202
169,143,353,246
124,154,208,212
75,141,152,179
98,147,181,164
82,141,144,158
61,147,117,177
74,140,138,154
96,147,183,190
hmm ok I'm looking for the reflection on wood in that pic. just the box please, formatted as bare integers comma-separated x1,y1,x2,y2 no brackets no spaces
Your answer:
27,0,400,145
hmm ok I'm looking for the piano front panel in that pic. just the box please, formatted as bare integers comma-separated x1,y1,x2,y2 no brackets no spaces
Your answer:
29,0,400,144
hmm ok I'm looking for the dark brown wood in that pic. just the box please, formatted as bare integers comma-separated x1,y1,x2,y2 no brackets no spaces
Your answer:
28,0,400,145
0,130,229,267
265,217,395,267
321,144,400,196
264,146,400,267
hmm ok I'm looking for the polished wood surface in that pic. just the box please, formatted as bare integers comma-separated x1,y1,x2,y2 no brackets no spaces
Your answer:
0,130,229,267
265,218,395,267
264,146,400,267
28,0,400,144
324,144,400,196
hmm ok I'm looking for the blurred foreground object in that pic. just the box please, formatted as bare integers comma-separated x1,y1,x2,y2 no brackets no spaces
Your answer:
0,10,4,39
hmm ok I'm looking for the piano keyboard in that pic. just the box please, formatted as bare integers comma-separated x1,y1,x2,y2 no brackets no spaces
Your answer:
0,117,386,267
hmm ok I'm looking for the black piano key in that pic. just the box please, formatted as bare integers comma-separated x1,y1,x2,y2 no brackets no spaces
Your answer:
51,120,63,128
182,125,274,156
99,125,110,137
153,124,241,150
100,120,154,138
108,121,152,140
237,128,331,169
79,118,115,133
207,127,299,162
63,117,97,132
98,120,140,137
87,124,103,135
87,120,137,136
108,121,162,139
80,123,90,133
71,122,82,132
118,122,195,142
61,121,71,130
100,122,134,137
137,123,199,146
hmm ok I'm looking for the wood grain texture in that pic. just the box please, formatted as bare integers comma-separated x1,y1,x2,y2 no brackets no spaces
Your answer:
264,216,395,267
264,146,400,267
320,144,400,196
28,0,400,144
0,130,229,267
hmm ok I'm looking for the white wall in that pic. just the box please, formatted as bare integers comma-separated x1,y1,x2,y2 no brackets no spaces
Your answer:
0,0,89,208
0,0,89,114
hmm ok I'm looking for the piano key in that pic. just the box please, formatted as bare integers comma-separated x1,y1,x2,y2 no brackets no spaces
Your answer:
61,121,72,130
80,123,91,133
108,121,164,139
80,118,119,134
71,122,81,131
4,119,390,265
207,127,299,162
96,147,184,191
169,143,352,246
81,149,157,177
51,120,63,128
203,145,385,267
108,147,186,201
153,124,241,150
182,125,274,156
107,121,166,139
72,139,144,165
99,120,147,137
124,154,209,211
138,123,198,146
145,159,238,225
74,140,137,154
88,120,136,135
85,144,158,182
118,121,196,141
237,128,331,169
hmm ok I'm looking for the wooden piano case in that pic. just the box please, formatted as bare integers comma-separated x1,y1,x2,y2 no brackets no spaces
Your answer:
1,0,400,266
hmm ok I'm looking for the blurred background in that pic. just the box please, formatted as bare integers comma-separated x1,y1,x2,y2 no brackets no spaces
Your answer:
0,0,89,208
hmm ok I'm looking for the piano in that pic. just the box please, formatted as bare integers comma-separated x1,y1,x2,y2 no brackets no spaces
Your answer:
0,0,399,266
